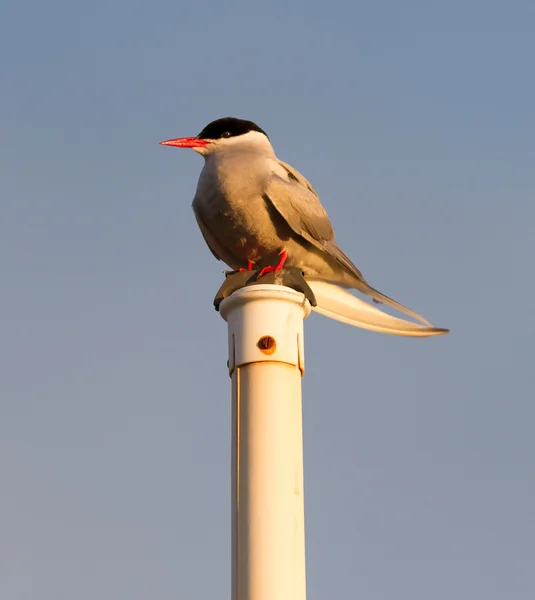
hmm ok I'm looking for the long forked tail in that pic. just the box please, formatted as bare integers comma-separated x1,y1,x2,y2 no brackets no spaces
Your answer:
308,280,449,337
325,241,432,326
352,279,432,326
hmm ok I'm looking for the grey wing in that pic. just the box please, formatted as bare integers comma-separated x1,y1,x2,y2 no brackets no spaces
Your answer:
267,161,432,325
269,161,336,244
267,161,364,279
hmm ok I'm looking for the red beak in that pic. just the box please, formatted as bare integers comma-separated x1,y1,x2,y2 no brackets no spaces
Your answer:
159,137,208,149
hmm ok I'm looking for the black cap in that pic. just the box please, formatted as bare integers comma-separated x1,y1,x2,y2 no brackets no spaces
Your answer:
197,117,269,140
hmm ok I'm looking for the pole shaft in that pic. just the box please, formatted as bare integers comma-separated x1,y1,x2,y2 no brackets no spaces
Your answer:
220,285,310,600
232,363,306,600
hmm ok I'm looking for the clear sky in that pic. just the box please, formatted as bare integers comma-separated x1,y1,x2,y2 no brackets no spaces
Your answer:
1,1,533,598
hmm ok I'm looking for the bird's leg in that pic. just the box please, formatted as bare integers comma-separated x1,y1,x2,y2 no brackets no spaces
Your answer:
257,249,288,278
237,260,254,272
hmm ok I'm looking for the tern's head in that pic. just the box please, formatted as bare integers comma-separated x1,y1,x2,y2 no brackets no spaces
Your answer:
160,117,271,157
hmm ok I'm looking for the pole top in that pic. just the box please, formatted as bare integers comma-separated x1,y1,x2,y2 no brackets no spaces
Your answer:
219,285,311,375
213,267,317,311
219,284,312,320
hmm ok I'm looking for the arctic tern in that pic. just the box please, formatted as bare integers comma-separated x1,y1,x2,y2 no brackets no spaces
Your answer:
160,117,448,336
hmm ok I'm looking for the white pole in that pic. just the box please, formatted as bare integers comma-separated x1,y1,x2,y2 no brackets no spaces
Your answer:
219,284,311,600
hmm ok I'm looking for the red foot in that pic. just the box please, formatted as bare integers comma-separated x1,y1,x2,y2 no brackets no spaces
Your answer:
238,261,254,272
257,249,288,278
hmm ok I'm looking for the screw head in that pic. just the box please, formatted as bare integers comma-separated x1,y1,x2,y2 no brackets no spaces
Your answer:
257,335,276,355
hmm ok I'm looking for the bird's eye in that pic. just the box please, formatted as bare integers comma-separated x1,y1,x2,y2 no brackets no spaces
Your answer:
221,131,232,138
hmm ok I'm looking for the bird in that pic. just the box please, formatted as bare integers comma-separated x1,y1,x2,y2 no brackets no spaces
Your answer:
160,117,448,336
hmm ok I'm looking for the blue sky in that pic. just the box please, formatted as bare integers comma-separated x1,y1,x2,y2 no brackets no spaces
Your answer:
1,1,534,598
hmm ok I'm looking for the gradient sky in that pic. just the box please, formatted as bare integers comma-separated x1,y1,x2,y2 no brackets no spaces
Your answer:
1,1,534,598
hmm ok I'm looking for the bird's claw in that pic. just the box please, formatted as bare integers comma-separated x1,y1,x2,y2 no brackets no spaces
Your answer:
257,265,276,278
257,249,288,279
238,261,254,272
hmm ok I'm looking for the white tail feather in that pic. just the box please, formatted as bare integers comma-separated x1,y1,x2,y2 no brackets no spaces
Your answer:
308,280,449,338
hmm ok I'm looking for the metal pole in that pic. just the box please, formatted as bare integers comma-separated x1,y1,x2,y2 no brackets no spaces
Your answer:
220,285,310,600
